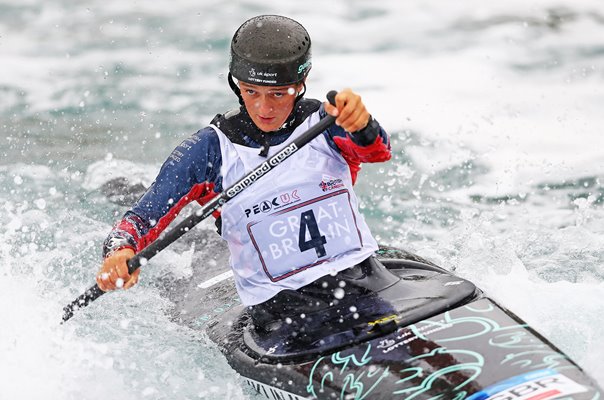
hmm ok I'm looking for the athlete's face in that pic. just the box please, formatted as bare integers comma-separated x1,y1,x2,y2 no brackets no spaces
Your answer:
239,82,303,132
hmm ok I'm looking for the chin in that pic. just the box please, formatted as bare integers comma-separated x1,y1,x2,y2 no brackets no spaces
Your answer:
256,122,279,132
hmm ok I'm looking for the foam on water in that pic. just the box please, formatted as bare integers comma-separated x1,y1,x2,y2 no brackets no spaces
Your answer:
1,0,603,396
0,275,247,400
0,165,248,399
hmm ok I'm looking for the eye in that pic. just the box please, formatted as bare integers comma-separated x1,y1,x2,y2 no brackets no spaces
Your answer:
273,92,284,98
245,89,256,95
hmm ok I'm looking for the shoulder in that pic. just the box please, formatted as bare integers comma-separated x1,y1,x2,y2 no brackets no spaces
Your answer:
209,108,251,146
294,98,321,117
185,126,220,147
162,127,222,179
172,126,220,159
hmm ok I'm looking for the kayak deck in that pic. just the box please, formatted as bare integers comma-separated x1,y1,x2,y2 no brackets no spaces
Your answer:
204,251,603,399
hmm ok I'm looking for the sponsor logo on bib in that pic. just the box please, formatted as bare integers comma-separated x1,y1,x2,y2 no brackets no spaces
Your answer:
244,190,301,218
319,174,345,192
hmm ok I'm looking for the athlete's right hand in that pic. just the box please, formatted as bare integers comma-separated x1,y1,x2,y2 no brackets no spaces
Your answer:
96,248,140,291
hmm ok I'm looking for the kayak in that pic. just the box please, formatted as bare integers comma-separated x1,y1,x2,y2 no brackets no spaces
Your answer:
180,246,603,399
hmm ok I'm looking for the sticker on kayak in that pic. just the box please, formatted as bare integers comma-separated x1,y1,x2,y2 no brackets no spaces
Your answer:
247,189,362,282
466,369,588,400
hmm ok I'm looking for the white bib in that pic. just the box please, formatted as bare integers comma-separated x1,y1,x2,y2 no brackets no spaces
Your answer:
211,111,378,305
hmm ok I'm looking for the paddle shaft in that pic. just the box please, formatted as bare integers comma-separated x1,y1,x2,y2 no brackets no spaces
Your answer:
62,91,337,322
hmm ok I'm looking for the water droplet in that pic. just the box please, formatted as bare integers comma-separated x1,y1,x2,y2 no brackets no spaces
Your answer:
34,198,46,210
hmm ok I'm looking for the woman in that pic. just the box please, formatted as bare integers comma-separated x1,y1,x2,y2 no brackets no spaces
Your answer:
97,15,391,323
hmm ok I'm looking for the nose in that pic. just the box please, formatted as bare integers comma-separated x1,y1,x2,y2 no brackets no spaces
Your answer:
254,94,273,114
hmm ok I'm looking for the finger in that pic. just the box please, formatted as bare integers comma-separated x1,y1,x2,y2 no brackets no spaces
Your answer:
334,92,349,124
111,266,129,289
109,267,119,286
339,103,367,131
335,93,361,127
123,279,135,290
335,89,352,111
115,261,131,282
346,111,370,133
98,272,114,291
324,102,339,117
339,106,365,132
96,273,109,292
124,269,140,290
115,277,125,289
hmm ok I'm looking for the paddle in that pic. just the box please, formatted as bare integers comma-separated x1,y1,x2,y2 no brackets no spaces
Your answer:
62,90,338,323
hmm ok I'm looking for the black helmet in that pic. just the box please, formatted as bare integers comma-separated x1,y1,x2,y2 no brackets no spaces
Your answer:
229,15,312,87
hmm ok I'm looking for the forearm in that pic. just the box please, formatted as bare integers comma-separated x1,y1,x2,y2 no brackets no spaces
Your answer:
102,211,149,257
102,128,222,257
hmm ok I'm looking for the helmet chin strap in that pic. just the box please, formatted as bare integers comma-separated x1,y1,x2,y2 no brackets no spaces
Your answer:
295,82,306,103
228,73,244,105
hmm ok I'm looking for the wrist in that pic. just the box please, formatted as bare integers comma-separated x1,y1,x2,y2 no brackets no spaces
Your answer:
350,116,379,146
105,246,136,259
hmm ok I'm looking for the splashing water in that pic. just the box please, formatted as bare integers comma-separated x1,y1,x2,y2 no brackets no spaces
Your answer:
1,1,603,397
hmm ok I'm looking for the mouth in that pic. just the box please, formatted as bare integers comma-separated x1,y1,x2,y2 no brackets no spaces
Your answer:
257,115,275,124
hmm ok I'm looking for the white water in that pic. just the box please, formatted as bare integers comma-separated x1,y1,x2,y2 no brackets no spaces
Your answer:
1,0,603,397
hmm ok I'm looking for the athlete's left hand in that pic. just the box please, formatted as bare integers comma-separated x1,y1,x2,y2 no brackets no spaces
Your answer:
324,88,371,133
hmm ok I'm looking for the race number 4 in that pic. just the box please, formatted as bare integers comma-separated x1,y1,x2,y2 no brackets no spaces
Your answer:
247,189,363,281
298,210,327,257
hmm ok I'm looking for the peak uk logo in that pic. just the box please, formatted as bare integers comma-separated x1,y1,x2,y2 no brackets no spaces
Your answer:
244,190,300,218
319,175,344,192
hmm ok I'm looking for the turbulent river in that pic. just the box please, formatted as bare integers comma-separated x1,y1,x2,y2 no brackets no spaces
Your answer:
1,1,603,398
